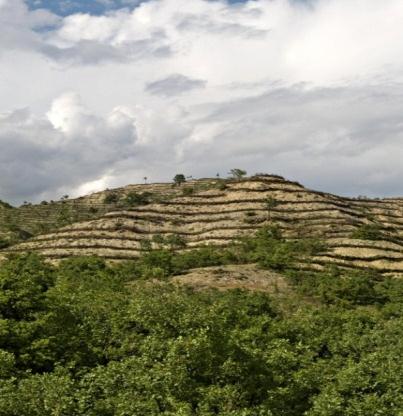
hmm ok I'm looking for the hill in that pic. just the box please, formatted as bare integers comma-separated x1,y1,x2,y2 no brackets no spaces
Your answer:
0,175,402,415
0,180,213,241
1,174,402,276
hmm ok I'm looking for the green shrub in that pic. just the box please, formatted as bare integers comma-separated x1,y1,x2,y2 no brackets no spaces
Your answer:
351,224,384,240
182,187,194,196
0,200,13,209
216,181,227,190
124,191,152,206
103,192,120,204
0,237,10,249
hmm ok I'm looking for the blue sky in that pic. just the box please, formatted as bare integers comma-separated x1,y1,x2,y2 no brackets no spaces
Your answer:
26,0,144,15
26,0,249,16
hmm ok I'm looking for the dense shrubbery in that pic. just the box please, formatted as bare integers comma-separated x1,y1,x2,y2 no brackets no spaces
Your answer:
0,200,13,209
0,229,402,415
351,223,384,240
0,238,9,249
103,192,120,204
124,191,152,206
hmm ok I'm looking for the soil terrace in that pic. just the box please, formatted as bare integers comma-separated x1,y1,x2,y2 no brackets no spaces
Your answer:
1,175,402,276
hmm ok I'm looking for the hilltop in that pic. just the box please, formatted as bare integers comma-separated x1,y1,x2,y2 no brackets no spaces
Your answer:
1,174,402,276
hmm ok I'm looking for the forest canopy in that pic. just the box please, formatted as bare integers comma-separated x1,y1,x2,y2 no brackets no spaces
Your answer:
0,229,402,415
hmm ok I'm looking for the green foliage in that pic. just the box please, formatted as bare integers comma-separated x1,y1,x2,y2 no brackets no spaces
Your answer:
228,168,247,180
216,181,227,190
0,232,402,415
0,200,13,209
56,205,72,227
0,237,10,249
182,186,194,196
124,191,152,206
351,223,384,240
149,234,187,252
165,234,187,250
173,174,186,186
0,253,55,372
264,196,279,221
103,192,120,204
238,225,325,272
288,266,395,307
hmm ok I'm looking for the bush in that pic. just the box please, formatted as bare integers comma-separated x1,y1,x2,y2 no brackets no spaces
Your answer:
217,181,227,190
124,191,152,206
351,224,384,240
0,237,10,249
182,187,194,196
0,200,13,209
103,192,120,204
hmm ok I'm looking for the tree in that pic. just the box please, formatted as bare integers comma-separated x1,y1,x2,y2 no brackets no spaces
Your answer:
265,196,278,222
228,168,247,180
0,254,56,372
173,174,186,186
57,205,72,227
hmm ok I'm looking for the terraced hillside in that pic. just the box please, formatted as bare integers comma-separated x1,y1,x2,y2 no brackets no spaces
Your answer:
2,175,403,276
0,179,213,244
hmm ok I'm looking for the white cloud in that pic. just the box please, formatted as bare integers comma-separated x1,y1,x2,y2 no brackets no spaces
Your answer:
1,0,403,203
0,93,137,203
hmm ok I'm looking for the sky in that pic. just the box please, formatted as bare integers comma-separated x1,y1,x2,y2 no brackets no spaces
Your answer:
1,0,403,205
26,0,248,16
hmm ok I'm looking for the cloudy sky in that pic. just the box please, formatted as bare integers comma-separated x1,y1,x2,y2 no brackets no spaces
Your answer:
1,0,403,204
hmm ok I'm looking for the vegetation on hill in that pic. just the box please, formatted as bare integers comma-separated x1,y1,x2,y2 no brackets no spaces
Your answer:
0,178,227,246
3,175,402,277
0,227,402,415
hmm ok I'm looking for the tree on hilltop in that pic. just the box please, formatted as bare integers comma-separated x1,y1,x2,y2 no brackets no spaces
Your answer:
173,174,186,186
229,169,247,180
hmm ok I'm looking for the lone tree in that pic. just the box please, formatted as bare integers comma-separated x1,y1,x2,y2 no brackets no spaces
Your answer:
265,196,278,222
173,174,186,186
229,169,247,180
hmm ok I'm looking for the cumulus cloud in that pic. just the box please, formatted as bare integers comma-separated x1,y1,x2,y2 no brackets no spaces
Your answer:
1,0,403,203
0,93,137,203
176,83,403,197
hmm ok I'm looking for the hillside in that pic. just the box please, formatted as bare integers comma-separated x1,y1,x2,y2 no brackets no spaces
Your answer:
0,179,213,243
1,175,403,415
1,174,402,276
